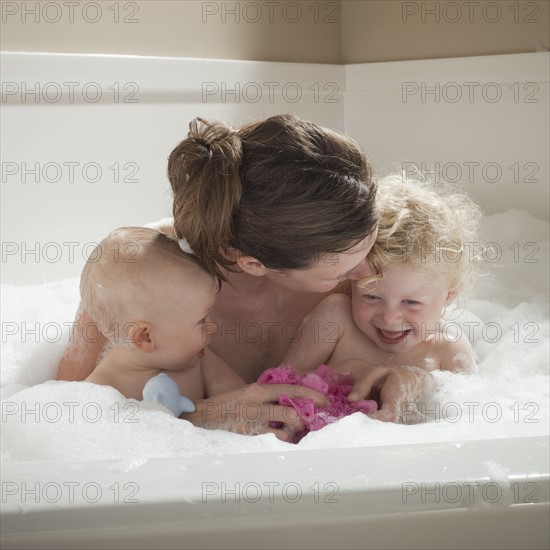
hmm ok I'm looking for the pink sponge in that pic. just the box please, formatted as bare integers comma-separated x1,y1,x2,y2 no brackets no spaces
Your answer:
257,364,377,442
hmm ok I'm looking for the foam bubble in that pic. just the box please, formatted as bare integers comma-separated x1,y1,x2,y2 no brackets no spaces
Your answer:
1,210,548,462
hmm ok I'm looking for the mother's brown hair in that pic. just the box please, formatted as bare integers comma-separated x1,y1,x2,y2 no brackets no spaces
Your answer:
168,114,377,280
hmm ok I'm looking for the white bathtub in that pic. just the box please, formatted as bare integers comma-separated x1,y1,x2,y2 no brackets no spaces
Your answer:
2,438,548,549
1,51,549,549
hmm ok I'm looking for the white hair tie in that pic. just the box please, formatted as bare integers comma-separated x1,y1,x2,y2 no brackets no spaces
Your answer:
178,238,193,254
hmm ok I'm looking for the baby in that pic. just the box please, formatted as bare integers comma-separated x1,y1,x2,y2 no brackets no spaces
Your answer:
81,227,245,409
283,175,482,379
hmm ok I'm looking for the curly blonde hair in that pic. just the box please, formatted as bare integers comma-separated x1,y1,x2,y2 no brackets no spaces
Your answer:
361,175,482,305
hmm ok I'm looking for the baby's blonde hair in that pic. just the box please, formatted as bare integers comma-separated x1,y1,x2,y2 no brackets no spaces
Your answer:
80,227,212,343
362,175,482,305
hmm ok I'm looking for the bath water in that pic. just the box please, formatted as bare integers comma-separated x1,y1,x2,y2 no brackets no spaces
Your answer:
1,210,548,462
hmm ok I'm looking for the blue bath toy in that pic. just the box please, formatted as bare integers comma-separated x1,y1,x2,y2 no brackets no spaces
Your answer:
142,373,196,416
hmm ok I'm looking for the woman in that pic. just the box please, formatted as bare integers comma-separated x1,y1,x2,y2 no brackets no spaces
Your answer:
58,114,426,439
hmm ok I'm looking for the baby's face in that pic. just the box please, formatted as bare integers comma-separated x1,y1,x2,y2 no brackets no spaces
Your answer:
351,263,454,354
149,269,218,370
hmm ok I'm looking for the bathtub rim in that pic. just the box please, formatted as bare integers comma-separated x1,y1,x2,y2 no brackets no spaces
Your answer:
2,435,548,518
2,434,549,549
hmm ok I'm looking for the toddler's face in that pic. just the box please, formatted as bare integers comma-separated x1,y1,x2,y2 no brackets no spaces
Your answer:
150,270,218,370
351,263,454,354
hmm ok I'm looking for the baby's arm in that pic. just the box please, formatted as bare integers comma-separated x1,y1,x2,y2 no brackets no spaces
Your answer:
282,294,351,371
200,348,247,397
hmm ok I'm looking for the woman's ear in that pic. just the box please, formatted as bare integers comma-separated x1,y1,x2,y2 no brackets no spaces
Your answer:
126,322,155,353
235,254,268,277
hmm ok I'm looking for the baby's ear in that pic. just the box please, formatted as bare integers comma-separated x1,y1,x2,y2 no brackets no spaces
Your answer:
445,289,458,306
127,322,155,353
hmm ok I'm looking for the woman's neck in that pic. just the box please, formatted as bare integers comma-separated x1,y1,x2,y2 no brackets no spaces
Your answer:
221,268,275,298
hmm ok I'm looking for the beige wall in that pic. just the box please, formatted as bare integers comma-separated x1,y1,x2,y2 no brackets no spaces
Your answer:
0,0,549,63
0,0,343,63
342,0,550,63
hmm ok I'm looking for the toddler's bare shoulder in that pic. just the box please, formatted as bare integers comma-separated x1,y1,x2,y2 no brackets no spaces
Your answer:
437,336,475,373
312,293,353,319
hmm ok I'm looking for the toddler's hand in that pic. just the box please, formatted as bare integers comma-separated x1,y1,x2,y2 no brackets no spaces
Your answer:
330,359,430,423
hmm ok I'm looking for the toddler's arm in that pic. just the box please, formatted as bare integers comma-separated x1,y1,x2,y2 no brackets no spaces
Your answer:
282,294,351,371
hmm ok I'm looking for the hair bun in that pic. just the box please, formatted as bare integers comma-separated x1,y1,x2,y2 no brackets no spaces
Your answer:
187,118,240,158
168,118,244,280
